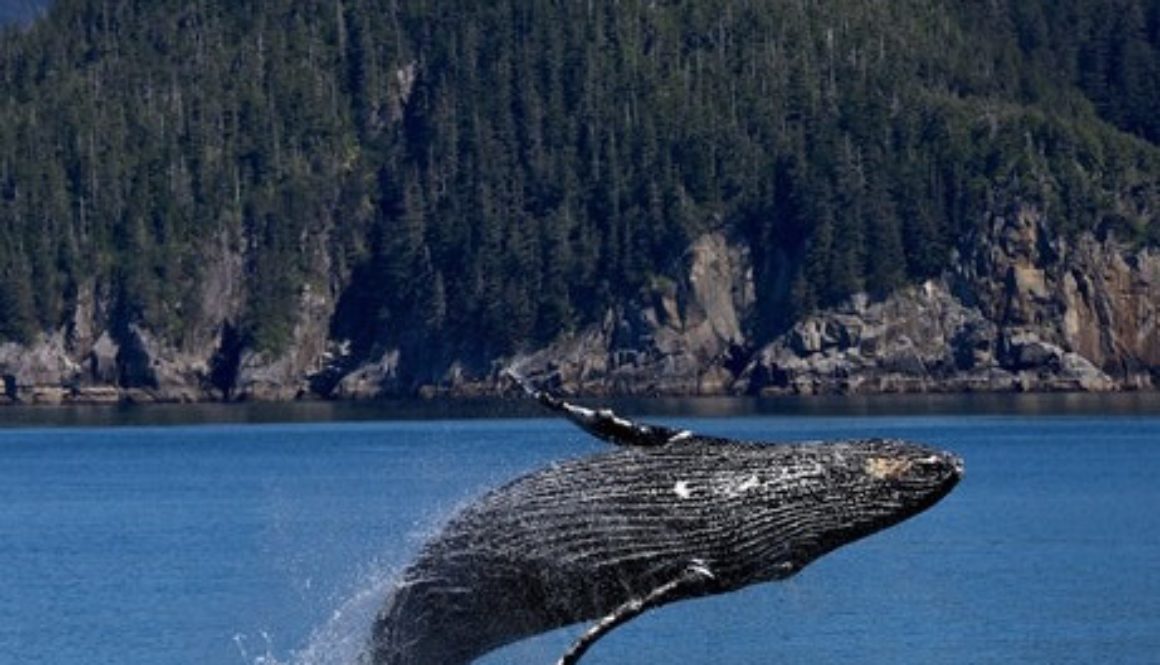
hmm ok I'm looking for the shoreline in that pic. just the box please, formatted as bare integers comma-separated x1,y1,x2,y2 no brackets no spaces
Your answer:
3,390,1160,430
3,377,1160,408
4,358,1157,409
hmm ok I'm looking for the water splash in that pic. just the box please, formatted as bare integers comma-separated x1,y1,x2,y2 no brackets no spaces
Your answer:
233,631,277,664
239,564,399,665
235,459,507,665
290,564,399,665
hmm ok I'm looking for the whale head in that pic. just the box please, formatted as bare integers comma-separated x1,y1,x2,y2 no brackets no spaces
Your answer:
716,438,963,582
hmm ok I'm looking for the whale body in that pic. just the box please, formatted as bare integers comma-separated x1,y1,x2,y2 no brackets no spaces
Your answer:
366,382,963,664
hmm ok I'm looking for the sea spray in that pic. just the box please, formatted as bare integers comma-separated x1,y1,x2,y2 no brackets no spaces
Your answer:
284,564,399,665
237,563,399,665
240,486,496,665
233,631,276,664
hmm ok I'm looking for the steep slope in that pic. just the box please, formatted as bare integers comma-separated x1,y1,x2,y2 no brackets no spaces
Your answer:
0,0,1157,402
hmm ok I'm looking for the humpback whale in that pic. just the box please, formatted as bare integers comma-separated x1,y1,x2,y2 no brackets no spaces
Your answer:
366,376,963,665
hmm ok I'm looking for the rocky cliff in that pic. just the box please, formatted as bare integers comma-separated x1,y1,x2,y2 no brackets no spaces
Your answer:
509,207,1158,397
501,232,755,397
0,227,342,405
1,211,1157,404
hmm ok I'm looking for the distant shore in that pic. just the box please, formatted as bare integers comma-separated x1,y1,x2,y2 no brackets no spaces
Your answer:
3,391,1160,430
3,379,1159,408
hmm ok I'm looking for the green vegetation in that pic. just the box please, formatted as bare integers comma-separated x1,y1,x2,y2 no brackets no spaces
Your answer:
1,0,1158,364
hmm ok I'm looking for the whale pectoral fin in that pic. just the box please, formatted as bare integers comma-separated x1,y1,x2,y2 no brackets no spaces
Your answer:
555,562,717,665
506,370,696,447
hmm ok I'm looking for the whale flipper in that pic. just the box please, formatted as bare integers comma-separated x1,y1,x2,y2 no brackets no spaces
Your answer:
556,562,717,665
506,371,719,448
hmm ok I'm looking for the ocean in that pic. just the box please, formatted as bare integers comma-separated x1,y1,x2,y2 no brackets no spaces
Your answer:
1,395,1158,664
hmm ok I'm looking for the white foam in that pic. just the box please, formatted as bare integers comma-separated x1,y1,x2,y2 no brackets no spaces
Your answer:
239,564,399,665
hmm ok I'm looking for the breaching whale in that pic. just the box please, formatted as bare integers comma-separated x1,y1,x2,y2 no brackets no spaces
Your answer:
365,375,963,664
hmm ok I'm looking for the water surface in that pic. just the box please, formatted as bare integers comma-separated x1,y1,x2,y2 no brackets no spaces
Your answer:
1,397,1157,664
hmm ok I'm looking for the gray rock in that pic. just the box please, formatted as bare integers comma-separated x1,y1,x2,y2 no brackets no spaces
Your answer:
334,349,402,399
116,325,212,402
0,333,82,402
1,199,1155,404
88,332,120,385
999,331,1060,370
1057,352,1115,392
741,280,986,395
235,281,335,401
506,231,755,396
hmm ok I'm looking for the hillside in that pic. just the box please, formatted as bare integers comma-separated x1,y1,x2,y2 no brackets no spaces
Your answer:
1,0,1158,402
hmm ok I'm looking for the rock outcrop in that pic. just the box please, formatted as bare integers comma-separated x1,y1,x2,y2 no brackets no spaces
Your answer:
739,206,1156,395
234,281,335,401
510,208,1156,397
0,229,340,405
0,211,1156,404
0,333,81,404
502,232,754,396
738,280,1116,395
964,207,1160,388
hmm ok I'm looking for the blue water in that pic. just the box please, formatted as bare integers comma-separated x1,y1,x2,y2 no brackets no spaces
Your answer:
1,406,1159,664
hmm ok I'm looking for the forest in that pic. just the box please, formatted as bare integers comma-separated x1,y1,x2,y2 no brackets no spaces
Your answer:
1,0,1158,374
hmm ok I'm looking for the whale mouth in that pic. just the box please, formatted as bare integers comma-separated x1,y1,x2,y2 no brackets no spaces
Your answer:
918,451,965,488
947,453,965,479
916,451,964,478
924,452,965,503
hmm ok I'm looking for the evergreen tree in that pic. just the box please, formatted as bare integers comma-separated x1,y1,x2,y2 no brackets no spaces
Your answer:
0,0,1156,366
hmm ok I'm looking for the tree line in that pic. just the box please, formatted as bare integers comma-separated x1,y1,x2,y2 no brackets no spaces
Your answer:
1,0,1157,372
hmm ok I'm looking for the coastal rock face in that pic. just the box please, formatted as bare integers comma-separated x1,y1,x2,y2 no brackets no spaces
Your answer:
506,232,755,395
961,207,1158,388
741,207,1155,395
114,324,215,403
501,209,1156,397
331,347,402,399
234,281,334,401
741,281,997,394
0,333,81,404
0,215,1155,403
739,280,1116,395
0,230,338,404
